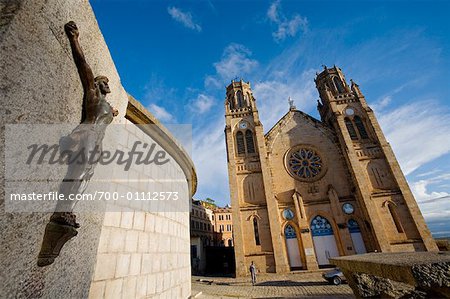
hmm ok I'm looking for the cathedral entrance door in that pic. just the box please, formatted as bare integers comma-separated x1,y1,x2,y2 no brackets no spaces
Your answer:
348,219,367,254
284,224,302,269
311,215,339,266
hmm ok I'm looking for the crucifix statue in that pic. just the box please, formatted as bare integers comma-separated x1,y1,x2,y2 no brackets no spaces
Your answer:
37,21,118,267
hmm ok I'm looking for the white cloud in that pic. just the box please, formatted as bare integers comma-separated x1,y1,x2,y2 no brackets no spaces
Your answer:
147,103,174,122
267,0,308,42
253,68,317,131
378,100,450,175
411,179,450,203
411,178,450,237
372,96,392,111
191,118,229,204
213,43,259,81
190,94,215,114
167,6,202,32
267,0,280,22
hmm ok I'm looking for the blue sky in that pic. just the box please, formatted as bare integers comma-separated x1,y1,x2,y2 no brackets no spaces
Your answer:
91,0,450,237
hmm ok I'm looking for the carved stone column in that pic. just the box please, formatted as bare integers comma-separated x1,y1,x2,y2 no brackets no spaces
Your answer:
293,191,319,270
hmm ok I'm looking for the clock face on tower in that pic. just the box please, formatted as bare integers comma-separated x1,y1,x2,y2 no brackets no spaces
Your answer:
342,203,354,214
239,122,248,129
345,108,355,116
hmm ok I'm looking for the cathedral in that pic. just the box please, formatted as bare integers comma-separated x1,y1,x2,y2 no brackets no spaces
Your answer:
224,66,438,276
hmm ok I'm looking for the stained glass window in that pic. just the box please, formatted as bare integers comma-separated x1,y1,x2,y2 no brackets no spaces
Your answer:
245,130,255,153
288,148,323,179
348,219,361,233
354,116,369,139
284,224,297,239
345,118,358,140
311,215,334,236
236,131,245,154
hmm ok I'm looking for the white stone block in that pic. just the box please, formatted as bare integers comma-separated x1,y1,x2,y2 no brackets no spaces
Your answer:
147,233,156,252
94,253,116,281
133,211,145,230
145,213,155,232
129,253,141,276
163,271,171,291
104,212,121,227
156,273,164,293
122,277,137,299
120,211,134,229
104,278,122,299
97,227,110,253
152,254,161,273
88,281,105,299
138,232,149,253
108,228,126,253
136,276,147,298
115,253,130,278
141,253,152,275
125,230,138,252
146,274,157,295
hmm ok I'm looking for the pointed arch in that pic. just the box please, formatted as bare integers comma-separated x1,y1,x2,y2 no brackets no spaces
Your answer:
228,98,235,110
345,117,358,140
253,217,261,245
333,76,346,93
347,219,367,254
236,91,244,108
354,116,369,139
245,130,255,153
310,214,340,265
387,202,404,233
236,131,245,155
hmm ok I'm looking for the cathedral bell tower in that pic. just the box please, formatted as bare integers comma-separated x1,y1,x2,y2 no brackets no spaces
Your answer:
224,79,290,276
315,66,437,252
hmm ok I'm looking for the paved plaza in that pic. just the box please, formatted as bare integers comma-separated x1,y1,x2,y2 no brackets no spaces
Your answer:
192,272,354,298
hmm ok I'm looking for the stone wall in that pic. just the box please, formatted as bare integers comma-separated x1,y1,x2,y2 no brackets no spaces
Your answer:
0,0,195,298
88,119,192,298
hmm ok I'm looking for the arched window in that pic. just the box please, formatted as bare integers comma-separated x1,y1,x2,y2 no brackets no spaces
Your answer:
236,91,244,108
228,239,233,247
333,77,346,93
228,97,235,110
354,116,369,139
236,131,245,154
245,130,255,153
347,219,361,233
387,203,404,233
253,218,261,245
284,224,297,239
310,215,334,237
345,118,358,140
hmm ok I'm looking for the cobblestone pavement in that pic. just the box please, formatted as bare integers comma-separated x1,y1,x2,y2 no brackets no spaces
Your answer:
192,272,354,298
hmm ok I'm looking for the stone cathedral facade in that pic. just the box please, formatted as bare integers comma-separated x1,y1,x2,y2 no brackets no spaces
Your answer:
224,66,438,276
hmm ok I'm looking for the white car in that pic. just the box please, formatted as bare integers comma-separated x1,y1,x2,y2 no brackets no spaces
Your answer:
322,268,346,285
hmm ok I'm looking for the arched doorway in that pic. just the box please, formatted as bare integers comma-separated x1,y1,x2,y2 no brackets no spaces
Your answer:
311,215,339,266
348,219,367,254
284,224,302,269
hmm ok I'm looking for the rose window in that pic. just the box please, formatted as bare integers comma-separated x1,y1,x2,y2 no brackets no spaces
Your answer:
287,148,323,179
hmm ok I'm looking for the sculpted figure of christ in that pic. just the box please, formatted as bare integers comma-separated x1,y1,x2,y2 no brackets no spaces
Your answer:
38,21,118,266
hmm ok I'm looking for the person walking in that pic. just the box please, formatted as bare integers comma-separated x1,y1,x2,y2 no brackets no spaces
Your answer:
249,261,257,285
